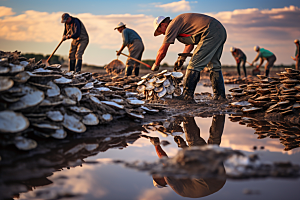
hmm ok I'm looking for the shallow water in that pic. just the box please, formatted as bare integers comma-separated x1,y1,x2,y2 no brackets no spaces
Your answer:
1,84,300,200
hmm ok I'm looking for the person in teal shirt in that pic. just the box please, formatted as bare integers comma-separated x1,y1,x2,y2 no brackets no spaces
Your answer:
251,46,276,77
293,39,299,70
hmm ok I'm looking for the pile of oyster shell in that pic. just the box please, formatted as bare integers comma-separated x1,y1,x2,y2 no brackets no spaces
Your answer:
229,115,300,151
0,51,165,151
136,70,184,100
229,68,300,115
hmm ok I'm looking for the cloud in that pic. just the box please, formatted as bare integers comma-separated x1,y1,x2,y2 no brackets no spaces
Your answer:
155,0,191,13
0,6,15,17
1,5,300,65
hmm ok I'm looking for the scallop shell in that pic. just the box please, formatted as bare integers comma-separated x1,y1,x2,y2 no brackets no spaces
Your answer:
0,77,14,92
0,111,29,133
82,113,99,125
8,86,44,111
46,81,60,97
54,77,72,84
63,113,86,133
64,87,82,102
14,136,37,150
46,111,64,122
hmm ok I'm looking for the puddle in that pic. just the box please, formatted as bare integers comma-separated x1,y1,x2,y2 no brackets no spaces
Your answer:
1,111,300,200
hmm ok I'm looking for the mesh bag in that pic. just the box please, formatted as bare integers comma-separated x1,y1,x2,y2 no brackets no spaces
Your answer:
104,59,125,75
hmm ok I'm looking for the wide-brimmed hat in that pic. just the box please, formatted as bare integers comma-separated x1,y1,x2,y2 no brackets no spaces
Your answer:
153,16,169,36
61,13,70,23
114,22,126,30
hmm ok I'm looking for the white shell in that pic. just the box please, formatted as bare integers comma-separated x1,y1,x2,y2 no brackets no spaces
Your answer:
14,136,37,150
101,101,124,109
64,87,82,101
46,111,64,122
8,86,44,110
95,87,111,92
0,111,29,133
62,97,77,106
51,129,67,139
140,106,159,114
54,77,72,84
127,112,144,119
137,79,146,85
46,81,60,97
111,99,124,104
0,66,10,74
157,87,167,98
166,85,175,94
90,96,102,105
102,113,113,122
171,72,184,78
69,106,92,114
40,99,63,106
0,77,13,92
82,113,99,125
163,79,170,87
9,63,24,73
141,73,151,79
157,69,168,76
82,82,94,90
13,71,30,83
63,113,86,133
137,85,146,93
32,123,61,130
127,99,145,106
156,77,167,84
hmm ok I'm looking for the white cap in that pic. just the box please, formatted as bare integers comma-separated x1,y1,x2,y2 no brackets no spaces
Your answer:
114,22,126,30
153,16,169,36
230,47,235,52
294,39,299,43
254,45,260,51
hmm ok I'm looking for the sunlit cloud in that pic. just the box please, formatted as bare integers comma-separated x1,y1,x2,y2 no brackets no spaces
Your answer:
155,0,191,13
0,6,15,17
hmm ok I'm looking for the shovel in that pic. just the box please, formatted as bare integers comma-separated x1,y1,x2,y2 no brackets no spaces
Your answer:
117,51,151,69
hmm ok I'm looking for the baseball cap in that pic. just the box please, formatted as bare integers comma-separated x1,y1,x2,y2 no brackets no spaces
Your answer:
61,13,70,23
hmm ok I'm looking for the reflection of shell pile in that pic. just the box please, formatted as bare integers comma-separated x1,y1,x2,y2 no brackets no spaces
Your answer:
229,68,300,116
142,117,184,137
0,51,164,151
136,70,183,100
104,59,125,75
229,115,300,151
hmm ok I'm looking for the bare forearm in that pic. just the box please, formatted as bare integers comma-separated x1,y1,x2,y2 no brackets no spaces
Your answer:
182,44,194,53
155,43,170,65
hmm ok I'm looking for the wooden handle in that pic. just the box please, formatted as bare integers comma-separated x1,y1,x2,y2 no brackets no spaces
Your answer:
117,51,151,68
46,39,63,64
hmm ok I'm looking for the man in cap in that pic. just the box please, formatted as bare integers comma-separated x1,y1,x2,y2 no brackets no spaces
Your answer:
230,47,247,79
293,39,299,70
151,13,227,101
61,13,89,72
251,46,276,77
115,22,144,76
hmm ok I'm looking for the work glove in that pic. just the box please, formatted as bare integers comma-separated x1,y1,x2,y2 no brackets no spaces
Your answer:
174,56,186,71
151,63,160,71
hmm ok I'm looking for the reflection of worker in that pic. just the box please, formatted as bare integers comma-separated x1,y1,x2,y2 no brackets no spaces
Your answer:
61,13,89,73
230,47,247,78
151,13,227,101
293,39,300,70
251,46,276,77
150,115,226,198
115,22,144,76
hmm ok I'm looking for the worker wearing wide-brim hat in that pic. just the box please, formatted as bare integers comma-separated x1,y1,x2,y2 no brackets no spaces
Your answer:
293,39,300,70
115,22,144,76
230,47,247,78
251,46,276,77
151,13,227,101
61,13,89,73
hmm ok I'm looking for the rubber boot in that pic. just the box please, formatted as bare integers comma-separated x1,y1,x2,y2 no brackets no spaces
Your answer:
134,66,140,76
210,70,226,100
177,69,200,102
75,59,82,73
265,69,269,77
125,66,133,76
69,59,76,72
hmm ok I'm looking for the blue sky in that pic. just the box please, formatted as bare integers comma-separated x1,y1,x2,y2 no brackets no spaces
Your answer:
1,0,300,66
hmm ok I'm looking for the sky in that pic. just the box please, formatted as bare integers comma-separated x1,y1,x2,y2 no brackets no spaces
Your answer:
1,0,300,66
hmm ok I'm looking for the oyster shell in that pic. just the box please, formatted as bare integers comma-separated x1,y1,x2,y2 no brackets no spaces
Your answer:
46,111,64,122
64,87,82,102
0,77,13,92
46,81,60,97
0,111,29,133
62,113,86,133
82,113,99,125
14,136,37,150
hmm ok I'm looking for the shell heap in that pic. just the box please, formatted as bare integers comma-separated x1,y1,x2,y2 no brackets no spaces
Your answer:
136,70,184,100
0,51,165,151
229,68,300,115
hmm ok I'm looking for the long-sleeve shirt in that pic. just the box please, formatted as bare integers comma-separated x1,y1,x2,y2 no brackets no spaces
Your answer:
232,48,246,60
295,45,299,57
253,48,274,62
122,28,142,46
63,17,89,40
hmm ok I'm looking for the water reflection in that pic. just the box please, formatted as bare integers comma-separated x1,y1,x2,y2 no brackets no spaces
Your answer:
229,115,300,152
146,116,226,198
